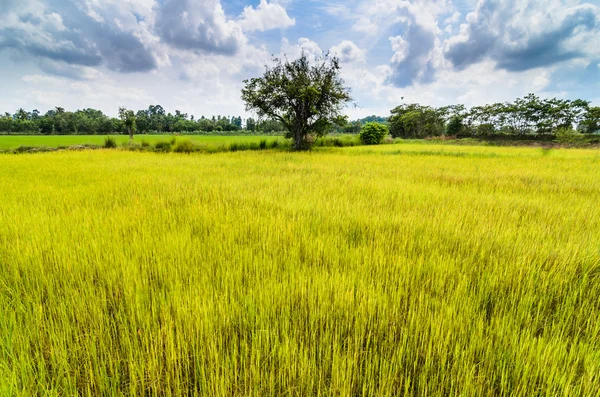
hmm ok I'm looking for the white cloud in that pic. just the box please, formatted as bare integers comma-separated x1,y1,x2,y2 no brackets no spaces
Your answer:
239,0,295,32
281,38,323,60
390,36,409,63
330,41,366,63
155,0,245,55
444,0,600,72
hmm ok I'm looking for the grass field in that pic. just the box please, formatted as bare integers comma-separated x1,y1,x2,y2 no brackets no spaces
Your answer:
1,144,599,395
0,134,284,150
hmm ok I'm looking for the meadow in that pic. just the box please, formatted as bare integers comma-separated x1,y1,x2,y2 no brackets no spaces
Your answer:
0,134,284,151
1,143,599,395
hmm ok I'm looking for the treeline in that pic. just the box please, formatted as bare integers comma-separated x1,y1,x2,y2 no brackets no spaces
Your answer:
388,94,600,138
3,94,599,138
0,105,286,135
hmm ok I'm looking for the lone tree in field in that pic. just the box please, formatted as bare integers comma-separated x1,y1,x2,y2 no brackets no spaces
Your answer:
119,107,136,141
241,54,352,150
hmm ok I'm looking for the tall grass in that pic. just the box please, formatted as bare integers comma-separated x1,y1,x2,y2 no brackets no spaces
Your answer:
0,144,599,395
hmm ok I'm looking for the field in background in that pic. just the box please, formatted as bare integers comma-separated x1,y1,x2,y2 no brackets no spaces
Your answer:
1,144,599,395
0,134,285,150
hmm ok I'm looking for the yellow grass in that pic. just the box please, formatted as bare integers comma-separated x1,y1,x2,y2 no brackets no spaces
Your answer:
1,143,599,395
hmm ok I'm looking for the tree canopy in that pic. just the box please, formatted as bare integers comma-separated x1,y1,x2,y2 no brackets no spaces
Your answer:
241,54,352,150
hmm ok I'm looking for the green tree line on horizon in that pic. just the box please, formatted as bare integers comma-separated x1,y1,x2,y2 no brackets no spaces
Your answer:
1,94,599,137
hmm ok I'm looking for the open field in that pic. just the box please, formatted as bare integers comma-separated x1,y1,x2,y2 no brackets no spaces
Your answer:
1,144,600,395
0,134,284,150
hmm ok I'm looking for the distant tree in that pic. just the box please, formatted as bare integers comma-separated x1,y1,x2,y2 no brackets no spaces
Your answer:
389,104,444,138
580,106,600,133
446,116,464,136
246,117,256,131
242,54,352,150
119,107,136,140
15,108,29,121
38,117,54,134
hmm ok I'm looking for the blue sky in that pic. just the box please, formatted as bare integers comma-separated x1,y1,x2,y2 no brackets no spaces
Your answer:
1,0,599,119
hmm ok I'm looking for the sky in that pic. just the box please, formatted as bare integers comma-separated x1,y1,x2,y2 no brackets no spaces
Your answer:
1,0,599,120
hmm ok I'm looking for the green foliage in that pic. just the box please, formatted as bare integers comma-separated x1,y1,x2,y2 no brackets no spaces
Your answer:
153,141,172,152
173,140,196,153
242,54,352,150
579,106,600,134
119,107,136,140
389,104,444,138
103,136,117,149
360,122,389,145
554,128,592,146
446,116,464,136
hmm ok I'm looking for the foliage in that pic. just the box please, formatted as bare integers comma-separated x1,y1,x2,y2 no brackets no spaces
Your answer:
241,54,352,150
153,141,172,152
172,139,196,153
389,104,445,138
103,136,117,149
554,128,592,146
1,145,600,395
119,107,136,140
578,106,600,134
359,122,389,145
446,116,465,136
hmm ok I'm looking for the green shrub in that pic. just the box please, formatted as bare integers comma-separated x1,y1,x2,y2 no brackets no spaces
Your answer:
360,122,389,145
173,140,196,153
154,141,172,152
259,139,267,149
268,140,279,149
141,140,150,148
554,128,591,146
229,143,239,152
104,136,117,149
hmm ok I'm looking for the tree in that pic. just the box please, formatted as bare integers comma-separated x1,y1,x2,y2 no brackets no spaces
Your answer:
446,116,464,136
246,117,256,131
389,104,444,138
580,106,600,133
119,107,136,140
241,54,352,150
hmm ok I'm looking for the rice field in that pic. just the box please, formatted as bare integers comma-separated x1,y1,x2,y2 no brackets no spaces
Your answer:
0,134,283,150
1,143,599,395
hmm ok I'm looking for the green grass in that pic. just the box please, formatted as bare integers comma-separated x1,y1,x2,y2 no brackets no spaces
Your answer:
0,134,284,150
1,143,599,395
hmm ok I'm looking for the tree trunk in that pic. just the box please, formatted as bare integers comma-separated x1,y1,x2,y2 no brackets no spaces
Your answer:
128,127,133,141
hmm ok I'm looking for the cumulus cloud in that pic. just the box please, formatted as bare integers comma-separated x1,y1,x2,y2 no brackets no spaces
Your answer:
445,0,600,72
386,11,441,87
239,0,295,32
0,0,159,76
281,38,323,60
155,0,245,55
330,41,365,63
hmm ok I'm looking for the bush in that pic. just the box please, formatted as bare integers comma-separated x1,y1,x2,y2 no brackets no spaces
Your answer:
173,140,196,153
154,141,172,152
360,122,389,145
259,139,267,149
554,128,592,146
104,136,117,149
